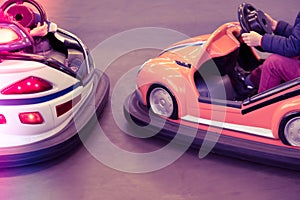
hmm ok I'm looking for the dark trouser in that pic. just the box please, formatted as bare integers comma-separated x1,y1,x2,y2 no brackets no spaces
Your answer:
249,54,300,93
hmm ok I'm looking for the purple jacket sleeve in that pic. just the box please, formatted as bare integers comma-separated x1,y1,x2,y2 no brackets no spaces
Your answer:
261,12,300,57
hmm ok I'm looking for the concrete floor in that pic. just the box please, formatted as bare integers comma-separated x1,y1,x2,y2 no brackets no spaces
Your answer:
0,0,300,199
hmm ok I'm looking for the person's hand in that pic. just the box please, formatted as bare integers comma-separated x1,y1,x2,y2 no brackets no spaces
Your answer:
265,13,278,31
30,22,48,37
241,31,263,47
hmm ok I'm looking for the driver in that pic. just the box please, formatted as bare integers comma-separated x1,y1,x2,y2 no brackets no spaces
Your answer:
241,11,300,93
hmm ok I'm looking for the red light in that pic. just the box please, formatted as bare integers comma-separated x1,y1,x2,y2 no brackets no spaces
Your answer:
1,76,53,95
56,95,81,117
0,27,20,44
19,112,44,124
0,114,7,124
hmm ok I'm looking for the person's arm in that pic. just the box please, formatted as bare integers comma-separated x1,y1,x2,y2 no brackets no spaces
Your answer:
242,12,300,57
274,21,294,37
262,12,300,57
261,26,300,57
265,12,295,37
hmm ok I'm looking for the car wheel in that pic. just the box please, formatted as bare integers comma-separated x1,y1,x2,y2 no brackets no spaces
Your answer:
148,86,178,119
279,113,300,146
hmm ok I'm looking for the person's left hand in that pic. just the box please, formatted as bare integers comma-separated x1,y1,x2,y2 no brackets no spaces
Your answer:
30,22,48,37
242,31,263,47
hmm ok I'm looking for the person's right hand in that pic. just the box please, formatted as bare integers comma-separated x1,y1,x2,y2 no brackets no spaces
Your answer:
242,31,263,47
30,22,48,37
265,13,278,31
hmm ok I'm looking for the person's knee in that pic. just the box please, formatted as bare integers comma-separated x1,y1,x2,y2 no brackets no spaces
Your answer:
262,54,284,71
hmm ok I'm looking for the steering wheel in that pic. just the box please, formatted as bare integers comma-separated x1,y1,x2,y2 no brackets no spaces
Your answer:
238,3,272,35
1,0,47,29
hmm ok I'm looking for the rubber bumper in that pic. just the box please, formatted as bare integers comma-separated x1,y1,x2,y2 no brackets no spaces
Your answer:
0,70,110,168
124,91,300,171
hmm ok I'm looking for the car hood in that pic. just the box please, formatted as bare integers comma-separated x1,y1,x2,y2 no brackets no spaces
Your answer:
160,35,209,67
160,22,242,67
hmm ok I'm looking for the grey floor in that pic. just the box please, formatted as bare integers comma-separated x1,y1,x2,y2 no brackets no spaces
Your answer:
1,0,300,199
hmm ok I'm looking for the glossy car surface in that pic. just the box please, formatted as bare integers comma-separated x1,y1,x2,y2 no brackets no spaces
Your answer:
0,0,109,166
136,19,300,148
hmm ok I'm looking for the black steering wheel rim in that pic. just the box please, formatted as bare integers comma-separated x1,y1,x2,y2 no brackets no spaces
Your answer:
1,0,47,28
238,3,272,35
